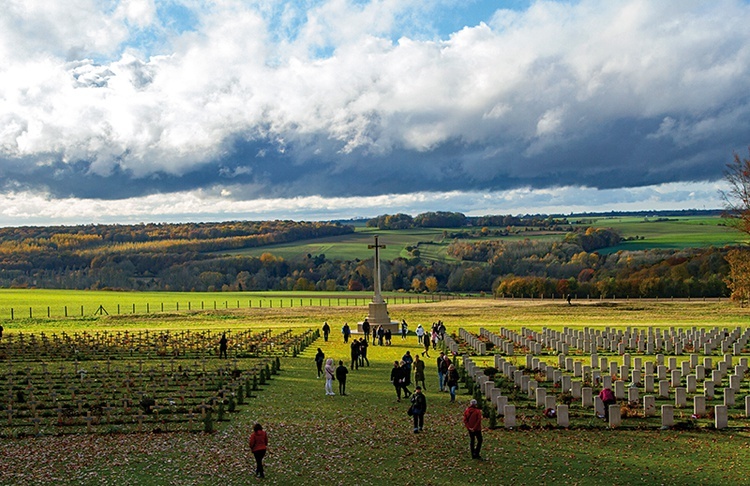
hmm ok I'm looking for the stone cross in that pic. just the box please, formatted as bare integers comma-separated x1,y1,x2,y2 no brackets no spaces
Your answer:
368,235,386,304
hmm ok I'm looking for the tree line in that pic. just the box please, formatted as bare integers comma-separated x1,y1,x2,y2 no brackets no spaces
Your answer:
0,215,737,298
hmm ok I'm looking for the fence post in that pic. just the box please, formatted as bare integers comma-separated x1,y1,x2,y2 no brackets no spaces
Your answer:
29,307,32,318
10,308,13,320
81,305,84,316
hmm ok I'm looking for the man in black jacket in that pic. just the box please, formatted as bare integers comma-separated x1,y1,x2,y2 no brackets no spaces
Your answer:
410,386,427,433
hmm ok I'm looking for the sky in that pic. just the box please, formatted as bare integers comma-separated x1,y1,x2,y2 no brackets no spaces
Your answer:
1,0,749,226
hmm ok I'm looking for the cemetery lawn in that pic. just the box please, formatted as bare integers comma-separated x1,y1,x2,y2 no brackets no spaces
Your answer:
3,298,750,484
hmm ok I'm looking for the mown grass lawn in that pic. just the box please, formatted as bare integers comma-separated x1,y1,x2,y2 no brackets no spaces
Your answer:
3,297,750,485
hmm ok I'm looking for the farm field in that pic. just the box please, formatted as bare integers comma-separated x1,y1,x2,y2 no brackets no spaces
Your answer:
219,215,746,264
3,296,750,485
576,216,747,253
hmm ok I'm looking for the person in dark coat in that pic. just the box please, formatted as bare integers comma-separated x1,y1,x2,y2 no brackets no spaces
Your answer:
390,361,411,401
322,322,330,341
350,340,359,370
342,323,351,343
410,386,427,433
362,319,370,342
446,364,460,402
335,360,349,396
314,348,325,378
219,332,228,359
359,338,369,367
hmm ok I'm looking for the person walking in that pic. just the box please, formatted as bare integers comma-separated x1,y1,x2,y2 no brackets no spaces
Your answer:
415,324,425,344
437,352,448,391
421,336,431,358
335,360,349,396
401,351,414,386
219,332,228,359
463,399,483,460
401,320,408,340
413,355,426,390
391,361,411,402
350,340,360,370
322,322,330,342
377,326,385,346
359,338,369,367
248,423,268,478
362,319,370,343
324,358,336,396
446,364,459,402
410,386,427,433
314,348,325,378
342,323,351,343
599,386,617,420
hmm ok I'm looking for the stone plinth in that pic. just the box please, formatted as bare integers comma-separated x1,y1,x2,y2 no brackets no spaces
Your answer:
357,302,399,334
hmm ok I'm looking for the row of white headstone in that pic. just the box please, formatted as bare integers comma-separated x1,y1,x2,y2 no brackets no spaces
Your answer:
498,326,750,356
459,325,750,429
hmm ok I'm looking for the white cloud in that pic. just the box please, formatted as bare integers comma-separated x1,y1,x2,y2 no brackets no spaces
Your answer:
0,181,726,227
0,0,748,224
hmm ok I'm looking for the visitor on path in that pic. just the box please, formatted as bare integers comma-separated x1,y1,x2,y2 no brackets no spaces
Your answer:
324,358,336,396
401,320,408,339
421,336,431,358
402,351,414,385
391,361,411,402
372,327,377,344
413,355,426,390
446,364,460,402
437,352,448,391
342,323,351,343
335,360,348,396
314,348,325,378
385,328,392,345
431,329,439,350
322,322,330,342
416,324,425,344
219,332,228,359
463,399,483,460
377,326,385,346
410,386,427,433
438,321,446,339
599,386,616,420
350,340,360,370
362,319,370,343
359,338,369,367
248,422,268,478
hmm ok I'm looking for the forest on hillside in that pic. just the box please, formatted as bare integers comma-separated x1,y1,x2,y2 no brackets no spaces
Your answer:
0,213,737,298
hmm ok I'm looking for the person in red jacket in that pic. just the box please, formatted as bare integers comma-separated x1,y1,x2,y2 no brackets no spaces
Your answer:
248,422,268,478
599,386,617,420
463,399,483,460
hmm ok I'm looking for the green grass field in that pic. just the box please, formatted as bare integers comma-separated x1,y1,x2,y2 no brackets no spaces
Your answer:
578,216,747,253
4,294,750,485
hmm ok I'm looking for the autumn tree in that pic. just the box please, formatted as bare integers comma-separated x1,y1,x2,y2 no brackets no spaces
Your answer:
721,148,750,304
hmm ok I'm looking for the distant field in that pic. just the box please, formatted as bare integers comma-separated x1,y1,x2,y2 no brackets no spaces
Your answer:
218,215,747,264
579,216,747,253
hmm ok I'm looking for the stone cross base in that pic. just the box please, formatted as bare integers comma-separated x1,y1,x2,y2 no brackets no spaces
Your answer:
356,302,399,333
